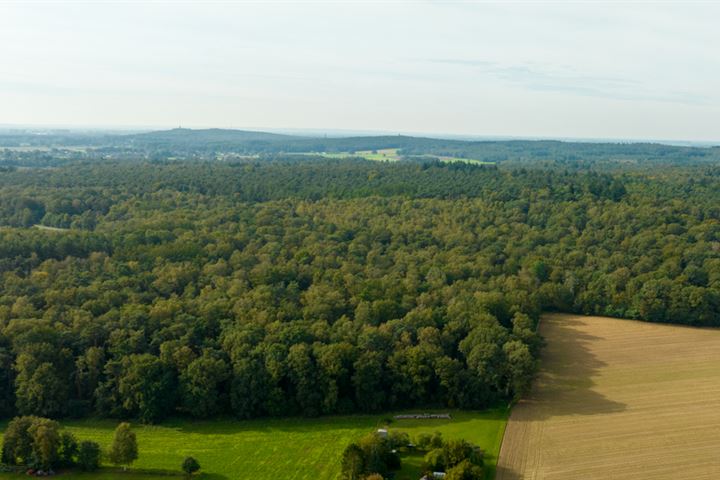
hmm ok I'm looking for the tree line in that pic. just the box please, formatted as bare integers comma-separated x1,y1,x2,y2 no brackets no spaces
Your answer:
2,417,136,473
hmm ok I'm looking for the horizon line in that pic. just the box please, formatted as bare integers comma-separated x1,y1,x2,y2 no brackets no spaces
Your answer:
0,122,718,147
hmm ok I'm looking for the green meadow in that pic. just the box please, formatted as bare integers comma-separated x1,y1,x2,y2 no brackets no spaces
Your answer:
0,408,508,480
317,148,494,165
316,148,403,162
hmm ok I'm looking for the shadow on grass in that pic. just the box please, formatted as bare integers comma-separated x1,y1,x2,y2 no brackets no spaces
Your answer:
196,474,229,480
170,408,505,436
0,468,228,480
515,315,627,421
168,415,382,435
90,467,184,477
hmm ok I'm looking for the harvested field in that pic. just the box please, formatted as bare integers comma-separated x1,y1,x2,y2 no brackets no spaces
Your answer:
497,313,720,480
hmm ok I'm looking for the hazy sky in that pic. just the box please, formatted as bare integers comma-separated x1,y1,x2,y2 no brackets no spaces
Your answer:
1,1,719,141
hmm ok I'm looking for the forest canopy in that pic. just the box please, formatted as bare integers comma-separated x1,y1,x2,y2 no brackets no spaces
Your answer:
0,146,718,423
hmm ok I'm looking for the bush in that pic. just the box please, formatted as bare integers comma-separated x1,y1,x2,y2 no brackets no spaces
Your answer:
27,418,61,469
423,448,445,471
1,416,61,469
387,431,409,449
445,459,484,480
442,439,482,469
1,416,36,465
415,433,432,451
181,457,200,476
77,441,101,472
430,432,443,449
341,443,365,480
58,432,78,467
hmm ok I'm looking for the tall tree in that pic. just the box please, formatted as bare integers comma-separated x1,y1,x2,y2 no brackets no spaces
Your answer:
179,352,229,417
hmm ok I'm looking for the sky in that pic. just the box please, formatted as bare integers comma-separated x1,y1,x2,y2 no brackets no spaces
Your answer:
1,1,719,142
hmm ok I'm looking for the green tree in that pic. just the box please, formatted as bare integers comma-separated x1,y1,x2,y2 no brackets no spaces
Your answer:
14,347,71,417
1,416,36,465
74,346,105,404
357,433,396,477
352,351,386,412
27,417,61,469
445,459,484,480
387,431,410,450
179,353,229,417
0,342,15,417
442,439,482,469
341,443,366,480
77,441,101,471
109,422,138,470
58,431,79,467
229,354,271,419
503,340,535,398
423,447,445,471
117,354,176,423
287,343,323,416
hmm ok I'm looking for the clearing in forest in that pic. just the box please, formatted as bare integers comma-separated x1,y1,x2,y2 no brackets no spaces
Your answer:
496,313,720,480
317,149,494,164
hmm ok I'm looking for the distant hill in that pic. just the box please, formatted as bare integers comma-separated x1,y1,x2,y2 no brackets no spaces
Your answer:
121,127,298,148
116,128,718,160
2,127,719,168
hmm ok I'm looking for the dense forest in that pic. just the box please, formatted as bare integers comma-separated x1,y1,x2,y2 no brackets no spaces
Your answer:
0,133,719,424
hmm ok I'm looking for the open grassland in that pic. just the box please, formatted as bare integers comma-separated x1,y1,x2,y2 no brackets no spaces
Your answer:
318,148,402,162
318,149,494,165
497,313,720,480
1,409,507,480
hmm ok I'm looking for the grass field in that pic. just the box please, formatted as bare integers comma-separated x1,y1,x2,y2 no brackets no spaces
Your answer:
316,149,494,165
1,408,507,480
497,313,720,480
318,148,403,162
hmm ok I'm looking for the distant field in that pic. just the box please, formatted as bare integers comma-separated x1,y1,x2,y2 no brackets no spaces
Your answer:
0,409,507,480
0,146,91,152
318,148,402,161
317,148,494,165
497,313,720,480
33,224,70,232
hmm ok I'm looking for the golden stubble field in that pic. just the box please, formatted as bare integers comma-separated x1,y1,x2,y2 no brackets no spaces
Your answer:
496,313,720,480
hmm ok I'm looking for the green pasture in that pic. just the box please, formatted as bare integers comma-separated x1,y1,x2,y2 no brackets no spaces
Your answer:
0,408,507,480
317,149,494,165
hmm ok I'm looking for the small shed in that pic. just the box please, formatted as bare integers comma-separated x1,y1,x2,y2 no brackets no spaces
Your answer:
420,473,446,480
